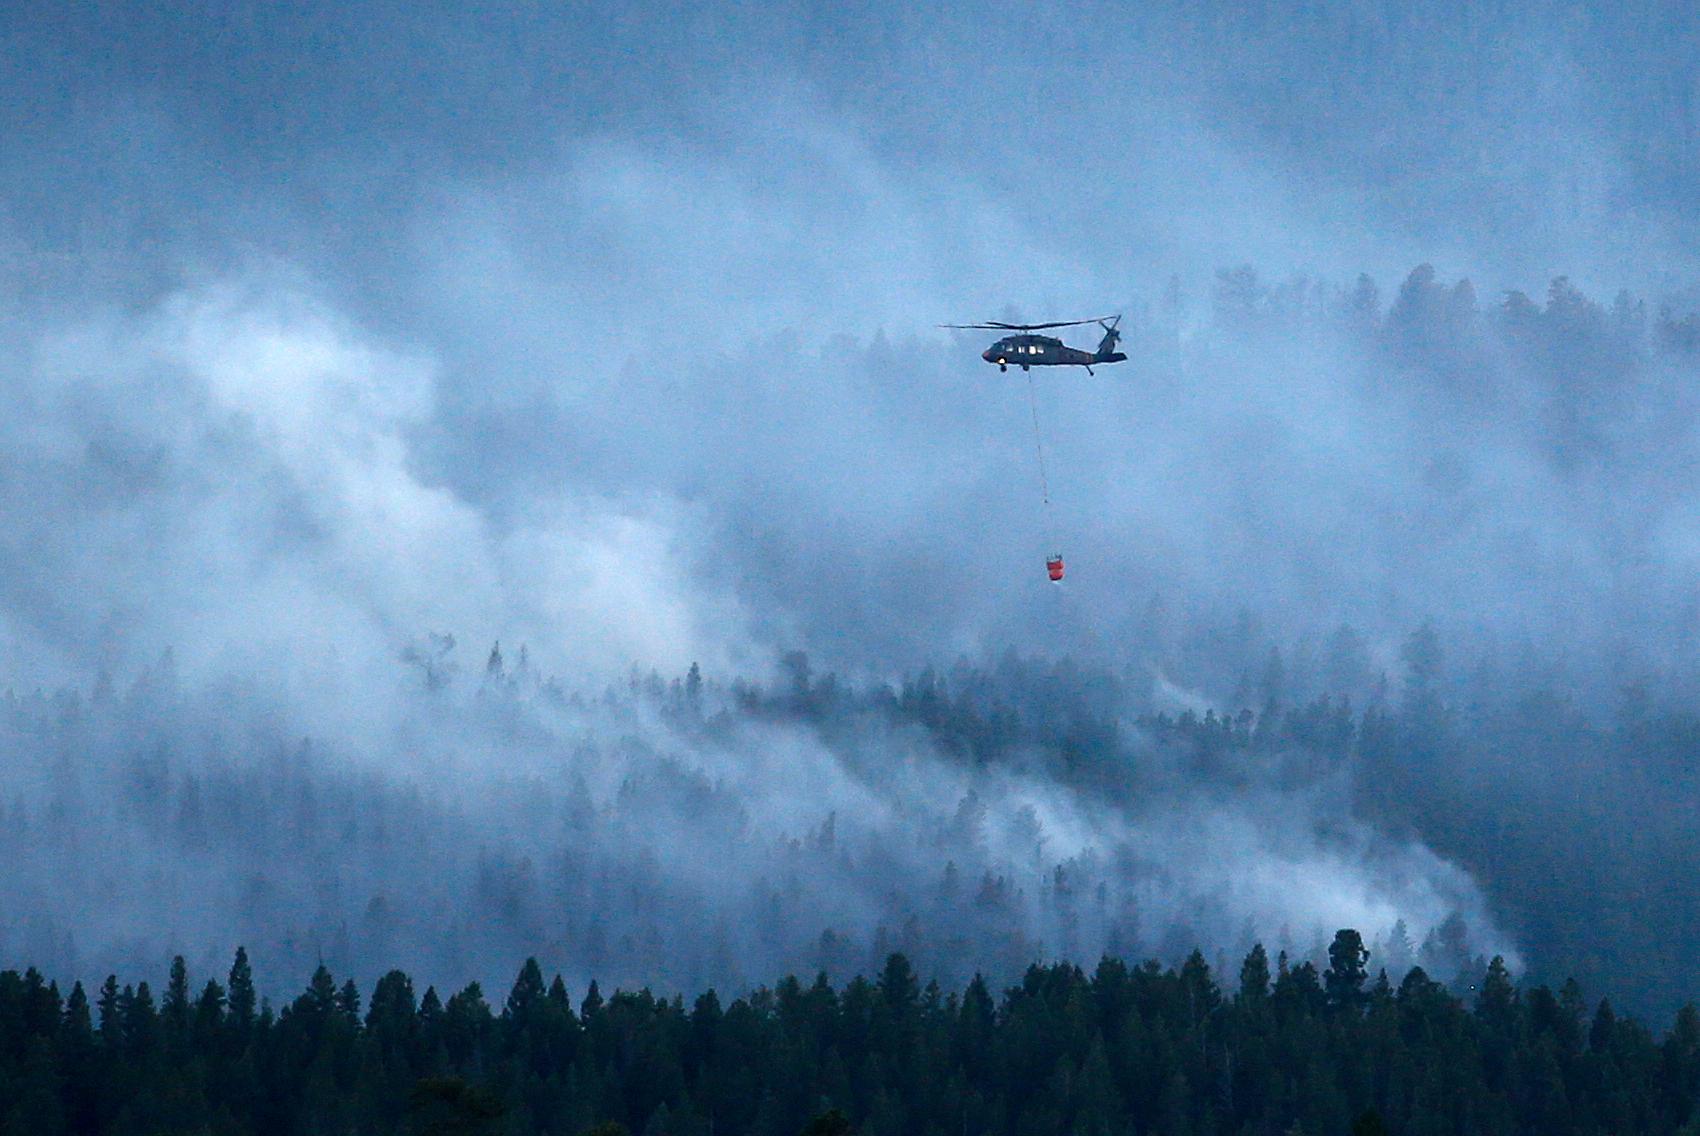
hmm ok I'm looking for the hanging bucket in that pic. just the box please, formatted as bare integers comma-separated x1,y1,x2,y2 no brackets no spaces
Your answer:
1045,554,1065,582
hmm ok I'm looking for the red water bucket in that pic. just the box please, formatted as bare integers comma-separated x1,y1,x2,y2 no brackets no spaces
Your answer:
1045,555,1065,582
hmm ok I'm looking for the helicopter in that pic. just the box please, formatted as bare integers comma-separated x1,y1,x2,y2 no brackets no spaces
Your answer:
942,315,1126,374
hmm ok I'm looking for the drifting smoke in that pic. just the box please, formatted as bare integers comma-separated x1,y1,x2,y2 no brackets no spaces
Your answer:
0,639,1512,1003
3,2,1700,1018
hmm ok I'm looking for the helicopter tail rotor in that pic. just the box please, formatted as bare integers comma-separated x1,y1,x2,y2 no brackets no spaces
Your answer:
1094,314,1124,361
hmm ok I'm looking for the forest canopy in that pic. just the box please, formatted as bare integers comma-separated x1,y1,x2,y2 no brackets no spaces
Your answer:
2,940,1696,1136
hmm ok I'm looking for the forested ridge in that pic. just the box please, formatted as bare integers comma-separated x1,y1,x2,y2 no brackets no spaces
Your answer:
3,937,1698,1135
11,263,1700,1128
7,613,1700,1025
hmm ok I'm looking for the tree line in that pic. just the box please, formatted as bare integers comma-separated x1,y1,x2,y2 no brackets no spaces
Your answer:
3,934,1699,1135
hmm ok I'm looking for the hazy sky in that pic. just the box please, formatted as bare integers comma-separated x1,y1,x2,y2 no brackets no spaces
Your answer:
4,1,1698,689
5,1,1700,1010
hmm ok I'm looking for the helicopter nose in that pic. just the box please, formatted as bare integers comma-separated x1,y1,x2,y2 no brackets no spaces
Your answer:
982,348,995,362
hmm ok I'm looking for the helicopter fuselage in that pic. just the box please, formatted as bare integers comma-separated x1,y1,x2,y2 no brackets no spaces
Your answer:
982,333,1125,372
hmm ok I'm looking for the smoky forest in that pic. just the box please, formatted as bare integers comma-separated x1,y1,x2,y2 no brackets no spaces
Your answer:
13,4,1700,1131
9,265,1700,1132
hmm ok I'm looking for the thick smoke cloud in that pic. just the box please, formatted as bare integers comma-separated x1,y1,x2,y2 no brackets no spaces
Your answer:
3,2,1700,1015
0,273,749,694
0,651,1512,1006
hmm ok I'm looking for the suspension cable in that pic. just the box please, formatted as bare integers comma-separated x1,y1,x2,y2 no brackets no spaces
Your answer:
1025,369,1052,506
1024,368,1056,552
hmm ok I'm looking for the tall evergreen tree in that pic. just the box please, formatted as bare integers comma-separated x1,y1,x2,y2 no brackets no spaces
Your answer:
1325,930,1371,1011
1239,943,1272,1009
227,946,256,1034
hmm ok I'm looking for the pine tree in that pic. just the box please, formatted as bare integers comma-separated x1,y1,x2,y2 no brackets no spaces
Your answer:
1474,956,1517,1032
96,975,121,1045
506,958,547,1025
163,955,192,1049
338,978,362,1024
1239,943,1272,1010
227,946,256,1034
1325,930,1371,1011
194,979,226,1048
58,981,101,1135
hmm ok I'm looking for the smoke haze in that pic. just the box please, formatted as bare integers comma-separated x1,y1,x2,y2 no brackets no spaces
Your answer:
4,2,1700,1017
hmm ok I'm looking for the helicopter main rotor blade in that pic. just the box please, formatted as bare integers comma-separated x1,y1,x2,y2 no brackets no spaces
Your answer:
991,319,1092,331
942,316,1118,331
